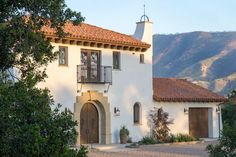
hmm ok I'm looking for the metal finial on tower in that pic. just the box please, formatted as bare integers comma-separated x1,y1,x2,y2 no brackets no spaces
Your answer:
140,4,149,22
144,4,146,16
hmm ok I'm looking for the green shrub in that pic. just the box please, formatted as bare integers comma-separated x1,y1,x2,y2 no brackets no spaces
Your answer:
138,136,157,145
222,104,236,125
222,90,236,125
77,145,89,157
63,145,88,157
0,81,89,157
206,90,236,157
207,123,236,157
168,134,196,142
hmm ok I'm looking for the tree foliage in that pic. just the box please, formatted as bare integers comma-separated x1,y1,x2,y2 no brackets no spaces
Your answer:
0,80,89,157
0,0,84,81
222,89,236,125
207,124,236,157
0,0,88,156
149,107,173,142
207,90,236,157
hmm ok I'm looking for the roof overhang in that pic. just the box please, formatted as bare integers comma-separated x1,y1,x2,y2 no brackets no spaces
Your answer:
45,35,150,52
153,96,227,103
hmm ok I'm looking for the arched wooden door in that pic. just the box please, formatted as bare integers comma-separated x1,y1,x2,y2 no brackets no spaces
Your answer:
80,103,99,144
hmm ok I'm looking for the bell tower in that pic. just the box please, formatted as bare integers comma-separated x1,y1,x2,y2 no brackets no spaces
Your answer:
133,5,153,45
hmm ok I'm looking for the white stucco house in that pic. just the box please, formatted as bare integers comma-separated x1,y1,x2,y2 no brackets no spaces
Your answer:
39,15,226,144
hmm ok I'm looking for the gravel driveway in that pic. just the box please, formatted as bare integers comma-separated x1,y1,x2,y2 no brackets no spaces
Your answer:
89,142,215,157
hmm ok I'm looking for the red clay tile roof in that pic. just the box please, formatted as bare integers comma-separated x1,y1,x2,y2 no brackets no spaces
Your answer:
153,78,227,102
42,22,150,48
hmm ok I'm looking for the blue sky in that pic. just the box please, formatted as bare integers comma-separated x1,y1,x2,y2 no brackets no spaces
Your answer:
66,0,236,35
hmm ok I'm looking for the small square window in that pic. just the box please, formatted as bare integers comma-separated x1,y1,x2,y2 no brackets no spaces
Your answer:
140,54,144,64
113,51,120,69
59,46,68,66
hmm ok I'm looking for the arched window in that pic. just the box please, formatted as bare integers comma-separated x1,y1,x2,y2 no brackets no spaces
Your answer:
133,102,141,124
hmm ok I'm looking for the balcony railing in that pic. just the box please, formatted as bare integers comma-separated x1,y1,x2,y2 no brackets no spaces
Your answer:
77,65,112,84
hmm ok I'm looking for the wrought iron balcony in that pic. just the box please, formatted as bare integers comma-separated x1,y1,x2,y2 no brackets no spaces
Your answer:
77,65,112,84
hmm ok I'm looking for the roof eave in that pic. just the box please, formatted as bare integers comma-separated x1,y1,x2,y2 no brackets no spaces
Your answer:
153,96,227,103
45,34,150,52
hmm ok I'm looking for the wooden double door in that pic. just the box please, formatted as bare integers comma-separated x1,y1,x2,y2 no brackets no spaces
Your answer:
80,103,99,144
189,108,209,138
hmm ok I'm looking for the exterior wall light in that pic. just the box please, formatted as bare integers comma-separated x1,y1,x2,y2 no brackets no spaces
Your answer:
184,108,188,114
216,108,220,113
114,107,120,116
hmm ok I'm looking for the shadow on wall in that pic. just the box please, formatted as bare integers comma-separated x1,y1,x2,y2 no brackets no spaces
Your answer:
114,83,152,143
114,129,119,143
53,85,76,112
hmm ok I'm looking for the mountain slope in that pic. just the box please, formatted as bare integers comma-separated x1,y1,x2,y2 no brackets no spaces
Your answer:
153,31,236,96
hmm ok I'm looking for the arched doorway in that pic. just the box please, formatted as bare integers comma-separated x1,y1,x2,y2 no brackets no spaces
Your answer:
75,91,112,144
80,103,99,144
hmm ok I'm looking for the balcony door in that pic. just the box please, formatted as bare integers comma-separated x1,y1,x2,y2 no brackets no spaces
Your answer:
81,50,101,82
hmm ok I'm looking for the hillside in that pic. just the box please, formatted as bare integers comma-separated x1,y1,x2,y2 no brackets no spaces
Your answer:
153,31,236,96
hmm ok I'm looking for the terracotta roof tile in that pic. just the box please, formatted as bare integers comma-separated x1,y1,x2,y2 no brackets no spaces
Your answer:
42,22,150,48
153,78,227,102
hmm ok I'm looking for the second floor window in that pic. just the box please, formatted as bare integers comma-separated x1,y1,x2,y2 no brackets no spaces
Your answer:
113,51,120,69
59,46,68,66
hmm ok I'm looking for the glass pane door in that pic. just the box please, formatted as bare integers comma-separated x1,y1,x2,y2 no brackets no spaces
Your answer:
81,51,89,81
81,50,100,82
90,51,99,81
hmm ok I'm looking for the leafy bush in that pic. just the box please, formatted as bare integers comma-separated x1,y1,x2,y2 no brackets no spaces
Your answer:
138,136,157,145
149,107,173,142
222,104,236,124
207,123,236,157
168,134,196,143
0,80,89,157
78,145,89,157
222,104,236,125
62,146,88,157
222,90,236,125
207,90,236,157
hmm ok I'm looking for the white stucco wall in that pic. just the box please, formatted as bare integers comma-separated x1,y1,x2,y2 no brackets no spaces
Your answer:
37,21,154,143
37,20,222,144
38,43,154,143
133,21,153,45
153,101,221,138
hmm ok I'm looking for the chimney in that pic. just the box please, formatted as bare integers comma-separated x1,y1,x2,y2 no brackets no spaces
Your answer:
133,14,153,45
